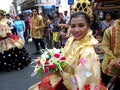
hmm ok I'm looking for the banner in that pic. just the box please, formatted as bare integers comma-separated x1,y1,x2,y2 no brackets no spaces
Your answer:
40,0,61,6
68,0,74,5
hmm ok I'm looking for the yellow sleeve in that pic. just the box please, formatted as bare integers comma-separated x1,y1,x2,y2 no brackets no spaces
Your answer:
101,28,120,76
62,46,100,90
37,18,45,30
102,28,116,62
75,46,100,90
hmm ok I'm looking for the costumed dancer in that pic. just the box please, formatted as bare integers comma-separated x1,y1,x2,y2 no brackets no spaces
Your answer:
0,9,31,72
29,0,107,90
101,18,120,90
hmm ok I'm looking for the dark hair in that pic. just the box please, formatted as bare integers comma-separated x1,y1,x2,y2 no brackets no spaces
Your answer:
47,14,54,20
54,11,59,17
17,14,24,20
6,14,10,16
104,11,113,19
32,8,39,14
70,12,90,25
96,31,104,37
105,12,112,16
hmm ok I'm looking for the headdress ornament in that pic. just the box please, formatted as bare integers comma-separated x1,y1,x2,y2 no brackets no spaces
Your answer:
0,9,6,15
71,0,93,15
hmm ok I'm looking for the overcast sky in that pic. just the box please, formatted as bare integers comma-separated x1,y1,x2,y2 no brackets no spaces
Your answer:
0,0,13,13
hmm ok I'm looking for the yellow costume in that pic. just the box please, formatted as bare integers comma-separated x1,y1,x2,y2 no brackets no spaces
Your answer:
29,30,104,90
29,0,106,89
52,32,60,42
60,30,100,90
0,19,24,52
30,15,45,39
0,9,31,72
101,19,120,77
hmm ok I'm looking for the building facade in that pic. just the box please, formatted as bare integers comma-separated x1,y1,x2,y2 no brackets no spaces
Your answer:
14,0,70,16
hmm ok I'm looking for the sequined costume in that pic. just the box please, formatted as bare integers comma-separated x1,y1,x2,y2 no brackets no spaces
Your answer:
101,19,120,77
29,30,107,90
0,18,31,71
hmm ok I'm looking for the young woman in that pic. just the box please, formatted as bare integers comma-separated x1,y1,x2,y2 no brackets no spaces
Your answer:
99,12,114,32
14,15,25,41
0,9,31,72
29,12,106,90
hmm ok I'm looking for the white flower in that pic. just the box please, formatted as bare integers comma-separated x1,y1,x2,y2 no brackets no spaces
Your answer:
53,48,60,54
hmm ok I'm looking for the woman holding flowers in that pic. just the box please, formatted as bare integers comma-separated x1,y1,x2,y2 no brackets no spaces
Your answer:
29,12,106,90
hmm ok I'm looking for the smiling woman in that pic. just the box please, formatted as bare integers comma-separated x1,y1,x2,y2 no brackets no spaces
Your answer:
29,12,107,90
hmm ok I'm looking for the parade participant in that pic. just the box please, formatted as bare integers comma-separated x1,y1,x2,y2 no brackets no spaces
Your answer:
30,9,45,55
101,18,120,90
29,11,106,90
0,9,31,71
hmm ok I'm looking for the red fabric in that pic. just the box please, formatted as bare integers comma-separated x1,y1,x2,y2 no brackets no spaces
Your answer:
84,84,90,90
7,33,19,41
38,74,67,90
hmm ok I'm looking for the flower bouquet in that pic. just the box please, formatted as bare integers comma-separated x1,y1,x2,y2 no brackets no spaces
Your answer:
31,48,67,78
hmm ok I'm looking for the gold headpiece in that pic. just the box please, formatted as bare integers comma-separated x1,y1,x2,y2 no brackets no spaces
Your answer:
71,0,93,15
0,9,6,15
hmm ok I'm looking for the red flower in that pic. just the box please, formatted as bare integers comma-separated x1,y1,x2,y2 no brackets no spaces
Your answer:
54,53,60,58
60,57,66,61
84,84,90,90
45,61,49,64
48,65,56,69
44,67,49,73
37,61,41,66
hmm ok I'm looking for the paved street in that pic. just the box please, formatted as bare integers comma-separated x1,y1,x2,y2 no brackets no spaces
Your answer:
0,42,41,90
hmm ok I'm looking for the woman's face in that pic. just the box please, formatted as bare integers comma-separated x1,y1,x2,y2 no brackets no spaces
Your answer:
16,16,20,20
105,14,111,21
70,16,89,40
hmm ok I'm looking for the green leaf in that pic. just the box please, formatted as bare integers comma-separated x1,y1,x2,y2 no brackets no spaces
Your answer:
37,68,44,78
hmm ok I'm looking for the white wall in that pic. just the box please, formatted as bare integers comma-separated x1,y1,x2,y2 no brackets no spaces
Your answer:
59,0,70,16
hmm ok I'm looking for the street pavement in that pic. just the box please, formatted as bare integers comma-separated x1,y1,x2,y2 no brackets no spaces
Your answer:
0,41,42,90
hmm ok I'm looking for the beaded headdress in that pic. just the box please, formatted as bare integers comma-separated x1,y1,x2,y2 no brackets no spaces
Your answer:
0,9,6,15
71,0,93,15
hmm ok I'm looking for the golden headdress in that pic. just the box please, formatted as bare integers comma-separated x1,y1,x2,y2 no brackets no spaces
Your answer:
71,0,93,15
0,9,6,15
